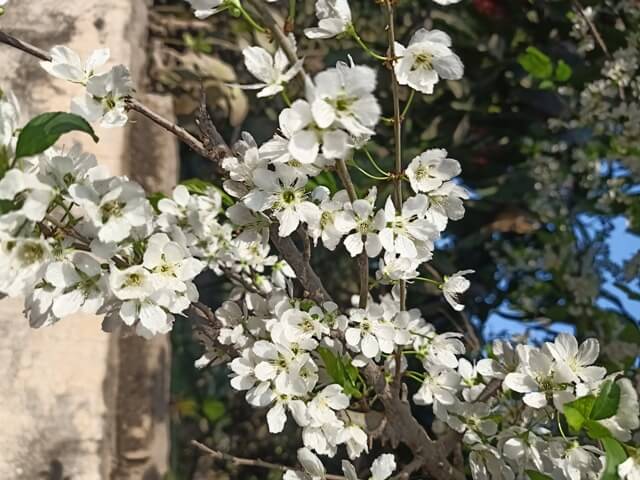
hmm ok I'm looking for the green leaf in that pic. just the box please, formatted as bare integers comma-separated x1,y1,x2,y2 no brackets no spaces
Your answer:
181,178,213,195
592,380,621,420
318,347,344,385
202,398,226,423
526,471,553,480
555,60,573,82
585,420,612,440
518,46,553,80
563,395,595,432
563,405,587,432
601,438,628,480
317,347,362,399
147,192,167,212
15,112,98,160
180,178,234,207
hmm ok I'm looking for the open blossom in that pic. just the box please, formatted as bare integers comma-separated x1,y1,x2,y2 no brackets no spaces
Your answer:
71,65,132,127
345,304,395,358
504,345,573,409
413,366,461,405
260,99,351,168
305,0,352,39
0,169,54,223
377,195,438,260
335,190,384,258
406,148,461,193
308,187,348,250
70,176,152,243
433,0,463,4
309,59,381,137
241,45,303,98
545,333,606,384
40,46,110,83
441,269,473,311
395,29,464,94
426,181,469,231
45,252,106,318
0,237,51,297
243,166,320,237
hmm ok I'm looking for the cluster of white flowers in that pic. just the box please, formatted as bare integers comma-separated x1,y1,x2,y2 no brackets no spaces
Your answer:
41,47,132,127
438,333,640,480
0,0,637,477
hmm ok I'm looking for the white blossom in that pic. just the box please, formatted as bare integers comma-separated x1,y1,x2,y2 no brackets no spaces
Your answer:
241,45,303,98
41,46,110,83
309,60,381,136
305,0,352,40
71,65,132,127
406,148,460,194
395,29,464,94
441,269,474,311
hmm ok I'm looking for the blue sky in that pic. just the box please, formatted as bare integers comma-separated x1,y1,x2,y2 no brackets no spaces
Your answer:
483,216,640,340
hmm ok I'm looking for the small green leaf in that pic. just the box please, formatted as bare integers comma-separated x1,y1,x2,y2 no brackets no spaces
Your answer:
601,438,628,480
563,395,596,432
563,405,587,432
180,178,233,207
526,471,553,480
585,420,612,439
555,60,573,82
147,192,167,212
317,347,362,399
15,112,98,160
592,380,621,420
518,46,553,80
318,347,344,385
181,178,213,195
202,399,226,423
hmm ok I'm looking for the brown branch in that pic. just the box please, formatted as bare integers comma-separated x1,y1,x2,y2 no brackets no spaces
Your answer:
573,0,611,58
269,224,332,304
191,440,346,480
242,0,300,70
0,30,51,61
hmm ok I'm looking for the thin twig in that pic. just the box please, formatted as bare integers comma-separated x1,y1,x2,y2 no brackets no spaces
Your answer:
0,30,51,61
125,97,216,162
573,0,611,58
384,0,407,401
242,0,301,74
191,440,346,480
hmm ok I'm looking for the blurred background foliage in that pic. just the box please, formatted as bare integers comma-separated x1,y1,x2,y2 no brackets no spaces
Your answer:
145,0,640,477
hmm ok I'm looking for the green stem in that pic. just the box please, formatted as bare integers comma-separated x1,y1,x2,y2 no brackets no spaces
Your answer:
401,89,416,119
287,0,296,30
417,276,442,286
231,1,266,33
362,147,390,176
347,159,389,181
281,89,292,106
348,25,388,62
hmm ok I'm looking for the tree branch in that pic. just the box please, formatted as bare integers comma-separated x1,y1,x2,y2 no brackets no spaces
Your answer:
0,30,51,61
191,440,346,480
242,0,301,72
269,224,333,304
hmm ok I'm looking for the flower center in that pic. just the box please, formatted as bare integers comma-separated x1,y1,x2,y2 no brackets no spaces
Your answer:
414,52,434,70
124,272,144,288
17,241,45,265
101,200,125,222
